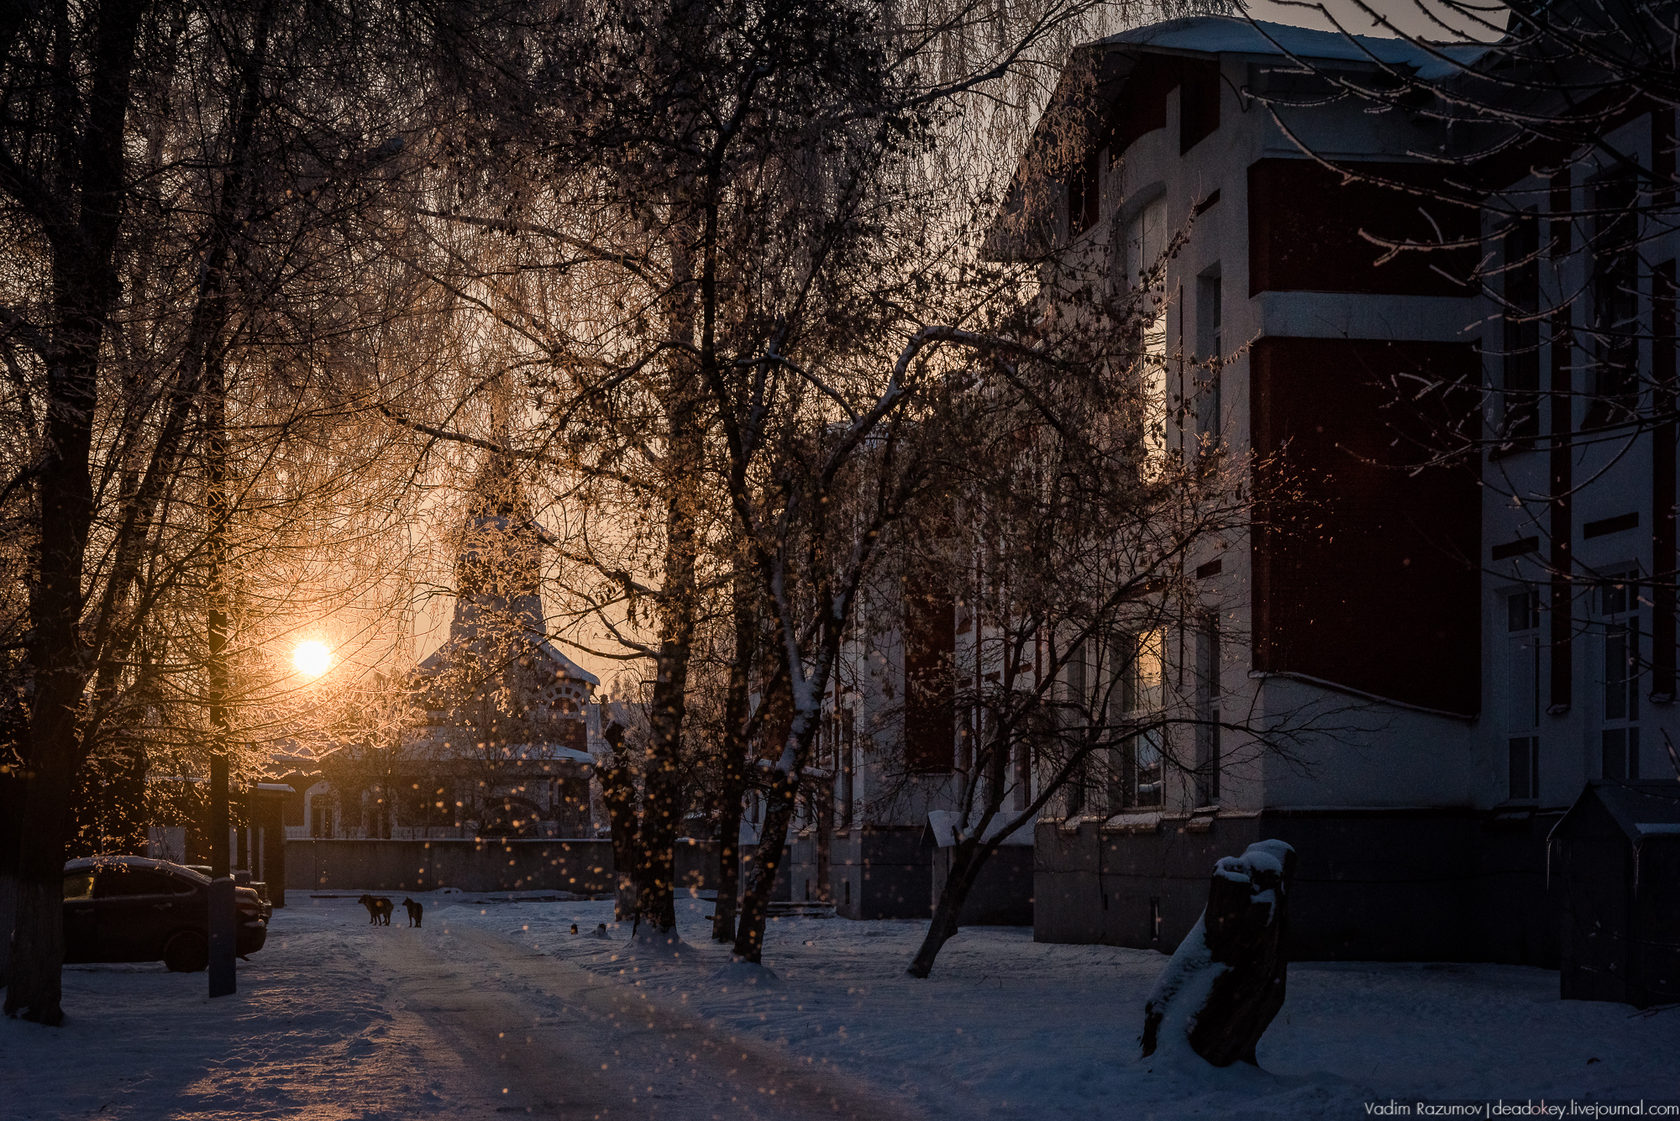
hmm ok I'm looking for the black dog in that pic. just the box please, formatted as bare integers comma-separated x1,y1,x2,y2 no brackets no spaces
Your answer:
357,894,393,925
402,897,423,928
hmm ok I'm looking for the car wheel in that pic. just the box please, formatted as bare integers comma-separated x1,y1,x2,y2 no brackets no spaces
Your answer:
163,930,208,973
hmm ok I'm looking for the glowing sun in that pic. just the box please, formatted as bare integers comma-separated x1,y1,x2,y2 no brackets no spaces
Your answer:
292,639,332,678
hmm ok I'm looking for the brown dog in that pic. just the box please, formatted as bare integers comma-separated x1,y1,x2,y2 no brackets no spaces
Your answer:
401,897,423,928
357,894,393,925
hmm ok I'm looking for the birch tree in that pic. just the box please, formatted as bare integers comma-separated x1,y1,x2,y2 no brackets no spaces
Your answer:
0,0,425,1023
392,0,1167,948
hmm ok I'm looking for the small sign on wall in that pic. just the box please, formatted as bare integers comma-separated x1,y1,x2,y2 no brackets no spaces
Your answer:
147,826,186,863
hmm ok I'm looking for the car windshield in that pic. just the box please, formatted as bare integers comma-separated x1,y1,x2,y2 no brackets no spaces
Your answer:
62,871,93,901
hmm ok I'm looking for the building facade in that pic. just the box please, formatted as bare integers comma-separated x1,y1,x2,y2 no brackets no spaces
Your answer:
979,12,1678,962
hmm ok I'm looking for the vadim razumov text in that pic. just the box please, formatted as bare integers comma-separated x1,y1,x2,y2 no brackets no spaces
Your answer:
1366,1102,1680,1118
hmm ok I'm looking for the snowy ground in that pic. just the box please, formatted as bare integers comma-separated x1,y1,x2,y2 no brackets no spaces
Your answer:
3,890,1677,1120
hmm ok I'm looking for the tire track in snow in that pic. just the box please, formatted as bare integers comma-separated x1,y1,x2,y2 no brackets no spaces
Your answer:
356,917,924,1121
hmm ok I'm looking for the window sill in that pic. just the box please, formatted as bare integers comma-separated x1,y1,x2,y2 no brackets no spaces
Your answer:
1487,803,1539,827
1100,810,1164,834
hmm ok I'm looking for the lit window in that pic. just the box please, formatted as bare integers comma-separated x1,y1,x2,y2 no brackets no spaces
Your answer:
1121,197,1170,473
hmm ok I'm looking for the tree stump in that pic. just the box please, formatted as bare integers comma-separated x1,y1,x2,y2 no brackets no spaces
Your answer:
1140,839,1296,1066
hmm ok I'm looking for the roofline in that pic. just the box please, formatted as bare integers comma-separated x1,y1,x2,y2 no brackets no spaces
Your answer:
982,15,1493,260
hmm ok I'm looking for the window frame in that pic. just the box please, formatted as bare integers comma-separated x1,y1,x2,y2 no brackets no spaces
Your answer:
1597,568,1643,780
1498,212,1542,446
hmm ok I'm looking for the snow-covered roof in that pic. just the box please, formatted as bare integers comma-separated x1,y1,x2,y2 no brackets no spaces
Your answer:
534,639,599,687
482,743,593,766
415,621,598,690
1550,780,1680,847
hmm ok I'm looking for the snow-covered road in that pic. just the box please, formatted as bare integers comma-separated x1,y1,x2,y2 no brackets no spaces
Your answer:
0,893,928,1120
363,915,919,1120
5,890,1680,1120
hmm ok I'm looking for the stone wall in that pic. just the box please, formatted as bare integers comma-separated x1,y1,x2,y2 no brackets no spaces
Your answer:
930,844,1034,926
832,826,934,919
1033,809,1560,964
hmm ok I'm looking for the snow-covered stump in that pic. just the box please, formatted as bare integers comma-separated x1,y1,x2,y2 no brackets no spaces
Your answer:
1140,839,1296,1067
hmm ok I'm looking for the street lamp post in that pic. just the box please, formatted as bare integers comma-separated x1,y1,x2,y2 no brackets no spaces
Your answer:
206,341,236,999
207,745,236,998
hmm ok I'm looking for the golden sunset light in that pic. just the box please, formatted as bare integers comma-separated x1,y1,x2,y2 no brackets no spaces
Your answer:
292,639,332,678
3,0,1669,1107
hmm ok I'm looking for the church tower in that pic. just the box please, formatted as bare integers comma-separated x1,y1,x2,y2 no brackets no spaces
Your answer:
449,448,546,647
407,439,599,838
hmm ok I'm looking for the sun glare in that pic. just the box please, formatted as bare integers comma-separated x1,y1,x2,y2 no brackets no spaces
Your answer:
293,639,332,678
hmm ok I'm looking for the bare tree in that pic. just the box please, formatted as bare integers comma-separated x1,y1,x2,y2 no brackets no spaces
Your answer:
887,298,1277,976
376,0,1143,944
0,0,427,1022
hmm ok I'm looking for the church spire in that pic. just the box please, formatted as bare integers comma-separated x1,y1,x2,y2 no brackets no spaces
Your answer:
454,374,544,634
454,447,544,630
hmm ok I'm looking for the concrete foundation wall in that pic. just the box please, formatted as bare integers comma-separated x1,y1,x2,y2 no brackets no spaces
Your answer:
773,834,822,903
1034,810,1559,964
931,845,1034,926
832,827,933,919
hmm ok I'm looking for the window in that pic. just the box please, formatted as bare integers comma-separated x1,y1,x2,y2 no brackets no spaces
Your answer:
1068,148,1102,238
1194,616,1221,807
1061,641,1090,816
1500,214,1541,444
1504,588,1542,800
836,707,856,829
1194,270,1223,451
1122,197,1170,472
1586,177,1640,427
1121,195,1167,291
1107,629,1165,809
1065,758,1090,817
1599,571,1641,779
63,871,94,901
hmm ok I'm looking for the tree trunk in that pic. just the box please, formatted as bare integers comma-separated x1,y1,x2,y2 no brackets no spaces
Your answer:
4,738,78,1023
908,837,987,978
629,210,704,936
598,726,639,921
1141,840,1295,1066
711,552,755,943
0,757,22,989
8,316,101,1024
732,770,797,963
2,0,150,1025
630,546,700,926
710,782,744,942
632,635,689,933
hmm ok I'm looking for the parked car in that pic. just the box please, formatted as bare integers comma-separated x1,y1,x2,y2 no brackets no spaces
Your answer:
63,856,270,973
